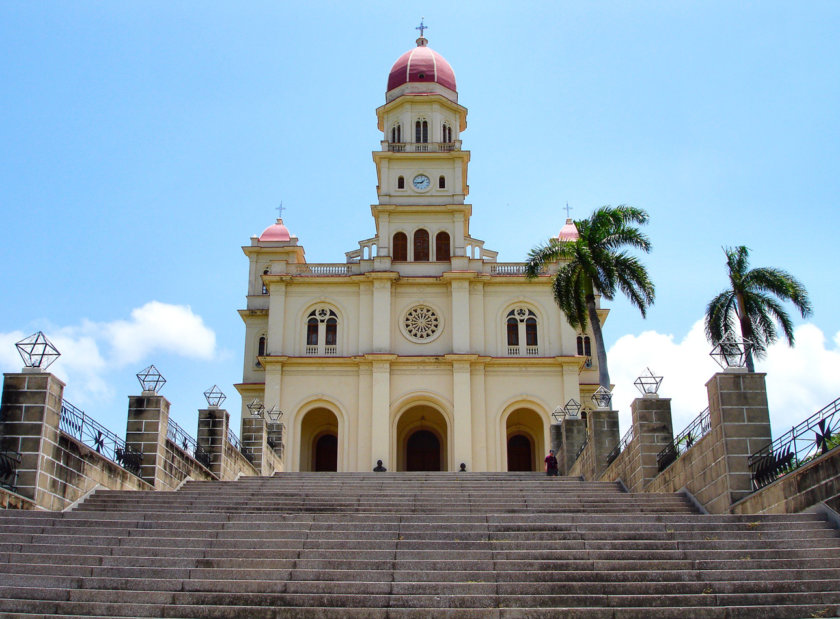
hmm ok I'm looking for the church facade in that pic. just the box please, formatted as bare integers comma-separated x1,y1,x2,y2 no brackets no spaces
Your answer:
235,34,603,473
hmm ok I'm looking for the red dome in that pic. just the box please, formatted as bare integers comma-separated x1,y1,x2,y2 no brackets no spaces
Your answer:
387,41,456,93
259,219,291,242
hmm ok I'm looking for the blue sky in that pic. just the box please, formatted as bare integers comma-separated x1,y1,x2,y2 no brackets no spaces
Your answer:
1,2,839,439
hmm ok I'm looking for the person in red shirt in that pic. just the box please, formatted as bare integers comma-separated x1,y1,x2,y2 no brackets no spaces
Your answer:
545,449,559,476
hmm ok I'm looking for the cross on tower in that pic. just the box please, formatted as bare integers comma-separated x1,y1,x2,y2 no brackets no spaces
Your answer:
564,202,573,219
275,202,285,219
416,18,427,38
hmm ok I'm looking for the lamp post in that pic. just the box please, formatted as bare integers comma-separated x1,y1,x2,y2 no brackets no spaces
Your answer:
15,331,60,372
591,386,613,410
136,365,166,394
710,332,752,372
633,368,663,398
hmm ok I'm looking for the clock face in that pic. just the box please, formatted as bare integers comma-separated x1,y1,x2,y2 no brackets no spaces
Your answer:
412,174,431,191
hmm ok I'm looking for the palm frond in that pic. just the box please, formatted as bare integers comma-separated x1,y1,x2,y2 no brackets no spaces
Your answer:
705,290,737,344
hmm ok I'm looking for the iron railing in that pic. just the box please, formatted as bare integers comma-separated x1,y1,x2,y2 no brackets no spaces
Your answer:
606,425,635,466
749,396,840,491
166,418,211,470
0,450,21,491
657,407,711,472
59,400,142,476
387,142,459,153
226,427,254,465
575,435,589,462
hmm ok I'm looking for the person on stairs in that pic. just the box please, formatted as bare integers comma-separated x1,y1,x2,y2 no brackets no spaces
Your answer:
545,449,559,476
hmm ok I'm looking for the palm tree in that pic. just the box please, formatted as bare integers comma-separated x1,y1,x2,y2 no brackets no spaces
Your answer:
705,245,812,372
525,205,656,390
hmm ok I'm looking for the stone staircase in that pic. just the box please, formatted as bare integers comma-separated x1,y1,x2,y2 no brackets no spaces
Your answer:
0,472,838,618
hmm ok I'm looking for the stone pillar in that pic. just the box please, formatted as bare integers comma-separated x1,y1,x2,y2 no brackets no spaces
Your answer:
241,413,270,474
559,417,586,475
550,424,563,458
125,393,171,490
589,408,620,478
197,407,228,478
0,371,65,505
706,371,772,509
629,396,673,492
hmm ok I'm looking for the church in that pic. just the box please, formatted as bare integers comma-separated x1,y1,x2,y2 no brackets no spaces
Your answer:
235,31,603,473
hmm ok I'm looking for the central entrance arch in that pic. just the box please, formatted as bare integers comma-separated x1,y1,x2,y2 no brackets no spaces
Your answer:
395,404,449,471
406,430,441,471
505,407,545,472
507,434,533,471
299,407,339,471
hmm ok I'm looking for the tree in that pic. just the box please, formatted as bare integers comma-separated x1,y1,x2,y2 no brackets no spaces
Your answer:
705,245,812,372
525,205,655,389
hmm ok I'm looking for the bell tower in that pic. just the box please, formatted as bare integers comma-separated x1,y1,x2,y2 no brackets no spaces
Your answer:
371,30,472,261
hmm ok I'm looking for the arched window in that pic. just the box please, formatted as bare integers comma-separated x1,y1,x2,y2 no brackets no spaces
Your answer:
438,175,446,189
306,308,339,356
506,317,519,347
256,335,266,367
435,231,450,261
506,308,539,356
397,175,405,189
307,317,319,346
392,232,408,261
391,123,401,144
442,123,452,143
577,335,593,367
415,119,428,143
261,268,269,294
414,229,430,261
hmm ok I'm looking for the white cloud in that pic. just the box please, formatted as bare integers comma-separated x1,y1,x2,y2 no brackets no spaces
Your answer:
104,301,216,365
0,301,217,412
608,319,840,440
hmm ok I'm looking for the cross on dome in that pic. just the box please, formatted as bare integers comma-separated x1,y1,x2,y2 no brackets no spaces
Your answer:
415,18,428,47
275,202,285,219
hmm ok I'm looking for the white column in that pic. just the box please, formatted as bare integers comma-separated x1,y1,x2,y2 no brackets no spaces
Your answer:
471,364,488,471
452,360,472,471
371,278,392,353
357,364,373,471
370,360,391,469
267,281,287,355
450,279,470,353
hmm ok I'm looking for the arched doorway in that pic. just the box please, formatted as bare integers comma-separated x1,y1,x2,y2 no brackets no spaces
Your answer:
299,407,339,471
505,407,546,472
314,433,338,472
406,430,441,471
395,404,449,471
507,434,533,471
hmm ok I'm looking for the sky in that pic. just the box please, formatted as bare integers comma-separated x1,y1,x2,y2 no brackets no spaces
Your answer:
1,1,838,443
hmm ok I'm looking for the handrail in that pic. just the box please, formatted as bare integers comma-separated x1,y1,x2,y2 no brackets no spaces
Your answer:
227,427,254,465
606,425,635,466
0,450,21,491
59,400,142,477
749,396,840,491
166,418,211,470
657,407,711,472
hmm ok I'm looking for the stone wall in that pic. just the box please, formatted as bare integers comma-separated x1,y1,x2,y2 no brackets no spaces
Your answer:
731,447,840,515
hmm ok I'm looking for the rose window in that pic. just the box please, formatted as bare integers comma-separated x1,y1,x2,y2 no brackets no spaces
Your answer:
403,305,441,342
